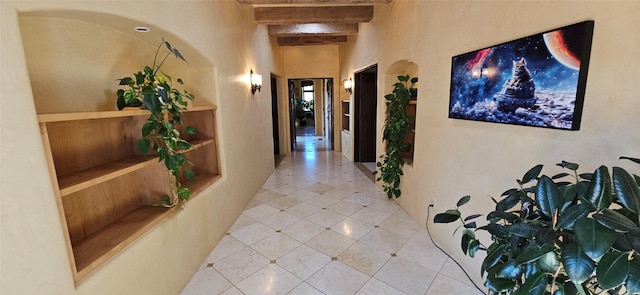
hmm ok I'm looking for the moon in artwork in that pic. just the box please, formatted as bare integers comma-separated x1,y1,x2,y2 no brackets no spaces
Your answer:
543,30,581,70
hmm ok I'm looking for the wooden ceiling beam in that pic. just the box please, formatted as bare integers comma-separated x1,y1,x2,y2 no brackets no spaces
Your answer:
255,6,373,24
268,23,358,36
277,36,348,46
238,0,390,4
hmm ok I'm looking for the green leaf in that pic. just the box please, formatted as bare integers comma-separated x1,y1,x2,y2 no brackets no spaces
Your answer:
613,166,640,214
177,140,192,151
487,211,520,223
557,161,579,171
496,260,522,279
620,156,640,165
509,222,541,239
516,244,555,265
535,227,557,245
184,169,195,184
116,93,126,110
584,166,613,210
596,251,630,290
141,122,155,137
522,164,544,184
433,212,459,223
557,203,592,230
627,257,640,294
479,223,509,238
627,229,640,253
536,175,563,218
552,172,570,180
464,214,482,222
185,126,198,135
574,218,617,260
593,208,637,233
137,138,150,155
118,77,133,85
461,229,475,255
538,250,560,273
562,243,595,284
496,194,520,212
484,277,515,293
514,271,547,295
483,244,506,271
457,195,471,207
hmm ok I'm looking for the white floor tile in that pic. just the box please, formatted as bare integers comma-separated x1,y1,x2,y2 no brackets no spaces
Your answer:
426,274,486,295
236,264,302,295
260,211,301,230
214,247,270,284
374,257,438,295
306,209,346,228
281,219,326,243
306,230,356,257
180,267,232,295
277,244,331,280
332,218,375,240
250,233,301,260
356,277,406,295
230,222,275,245
338,242,391,276
205,235,246,263
287,282,325,295
307,261,371,295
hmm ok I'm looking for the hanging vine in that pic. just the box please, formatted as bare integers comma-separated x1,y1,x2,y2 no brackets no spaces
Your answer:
374,74,417,199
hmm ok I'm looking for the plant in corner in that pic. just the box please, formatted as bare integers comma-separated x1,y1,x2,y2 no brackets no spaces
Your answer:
434,157,640,295
116,38,197,207
374,74,417,199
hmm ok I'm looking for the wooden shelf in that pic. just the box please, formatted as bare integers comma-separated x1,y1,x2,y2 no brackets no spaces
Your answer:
37,106,220,284
58,138,215,197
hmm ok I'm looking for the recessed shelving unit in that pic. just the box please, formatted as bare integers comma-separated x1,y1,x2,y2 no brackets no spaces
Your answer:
38,105,220,284
401,100,417,162
342,100,350,131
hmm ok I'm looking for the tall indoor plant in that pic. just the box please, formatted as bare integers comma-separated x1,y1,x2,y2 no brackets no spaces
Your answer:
434,157,640,294
116,38,197,207
374,74,417,199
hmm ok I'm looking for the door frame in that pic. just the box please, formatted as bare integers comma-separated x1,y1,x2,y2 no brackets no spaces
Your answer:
353,64,378,162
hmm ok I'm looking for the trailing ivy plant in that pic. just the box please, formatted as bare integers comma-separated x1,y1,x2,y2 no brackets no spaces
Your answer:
116,39,197,207
374,74,417,199
434,157,640,295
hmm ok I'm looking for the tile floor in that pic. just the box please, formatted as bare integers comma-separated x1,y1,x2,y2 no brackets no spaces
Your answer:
181,151,486,295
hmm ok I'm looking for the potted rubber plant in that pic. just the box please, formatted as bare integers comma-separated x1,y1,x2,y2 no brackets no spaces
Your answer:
116,38,197,207
374,74,417,199
434,157,640,294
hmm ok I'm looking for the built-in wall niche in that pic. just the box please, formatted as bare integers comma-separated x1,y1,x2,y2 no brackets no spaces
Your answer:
20,10,221,284
342,100,350,131
385,60,419,163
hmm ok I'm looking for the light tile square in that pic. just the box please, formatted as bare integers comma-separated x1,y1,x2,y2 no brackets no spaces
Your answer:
306,210,346,228
307,261,371,295
338,242,390,276
228,214,256,233
287,282,324,295
326,200,365,216
230,222,275,245
214,247,270,284
344,192,377,206
236,264,302,295
350,207,394,226
397,237,449,273
281,219,326,243
277,244,331,280
260,211,301,230
356,278,405,295
426,274,486,295
305,194,341,208
266,195,301,210
332,218,374,240
180,267,232,295
242,204,279,221
360,228,411,253
288,189,320,201
374,257,438,295
380,210,421,239
250,233,301,260
306,230,355,257
285,202,322,218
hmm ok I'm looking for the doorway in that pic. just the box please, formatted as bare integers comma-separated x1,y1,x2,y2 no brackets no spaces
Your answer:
271,74,285,166
354,64,378,163
288,78,334,152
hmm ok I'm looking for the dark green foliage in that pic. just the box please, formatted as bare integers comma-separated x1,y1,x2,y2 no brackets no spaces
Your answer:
374,75,417,199
116,39,196,206
434,157,640,294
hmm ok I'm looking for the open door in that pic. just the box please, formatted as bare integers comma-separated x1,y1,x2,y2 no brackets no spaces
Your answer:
354,65,378,162
271,74,280,155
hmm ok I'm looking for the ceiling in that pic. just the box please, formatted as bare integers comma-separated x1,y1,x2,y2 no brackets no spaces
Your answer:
236,0,393,46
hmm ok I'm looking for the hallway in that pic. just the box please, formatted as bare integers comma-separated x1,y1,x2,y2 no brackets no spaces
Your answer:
181,150,483,294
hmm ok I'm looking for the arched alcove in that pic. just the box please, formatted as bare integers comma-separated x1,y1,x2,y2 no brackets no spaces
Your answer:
385,60,419,162
18,10,216,113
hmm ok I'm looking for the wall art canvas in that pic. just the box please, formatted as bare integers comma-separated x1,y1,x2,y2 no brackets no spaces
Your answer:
448,21,594,130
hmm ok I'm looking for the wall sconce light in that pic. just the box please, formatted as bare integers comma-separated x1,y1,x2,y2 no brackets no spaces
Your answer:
344,78,353,94
250,70,262,94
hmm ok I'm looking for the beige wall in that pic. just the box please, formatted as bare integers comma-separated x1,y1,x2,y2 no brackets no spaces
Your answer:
1,1,282,294
341,0,640,286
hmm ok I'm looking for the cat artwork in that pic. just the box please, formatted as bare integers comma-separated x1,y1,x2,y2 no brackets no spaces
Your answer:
496,57,537,111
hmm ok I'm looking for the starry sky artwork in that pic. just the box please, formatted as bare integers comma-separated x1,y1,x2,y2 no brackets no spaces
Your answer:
448,21,594,130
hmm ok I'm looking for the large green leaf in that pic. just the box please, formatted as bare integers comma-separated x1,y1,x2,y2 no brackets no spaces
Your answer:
538,250,560,273
613,166,640,215
596,251,630,290
516,244,555,265
557,203,592,230
137,138,150,155
522,164,544,184
510,222,542,239
457,195,471,207
574,218,617,260
584,166,613,210
627,229,640,253
433,212,459,223
496,260,522,279
536,176,563,218
484,277,516,293
562,243,595,284
627,257,640,294
513,271,547,295
592,209,637,233
483,244,506,272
